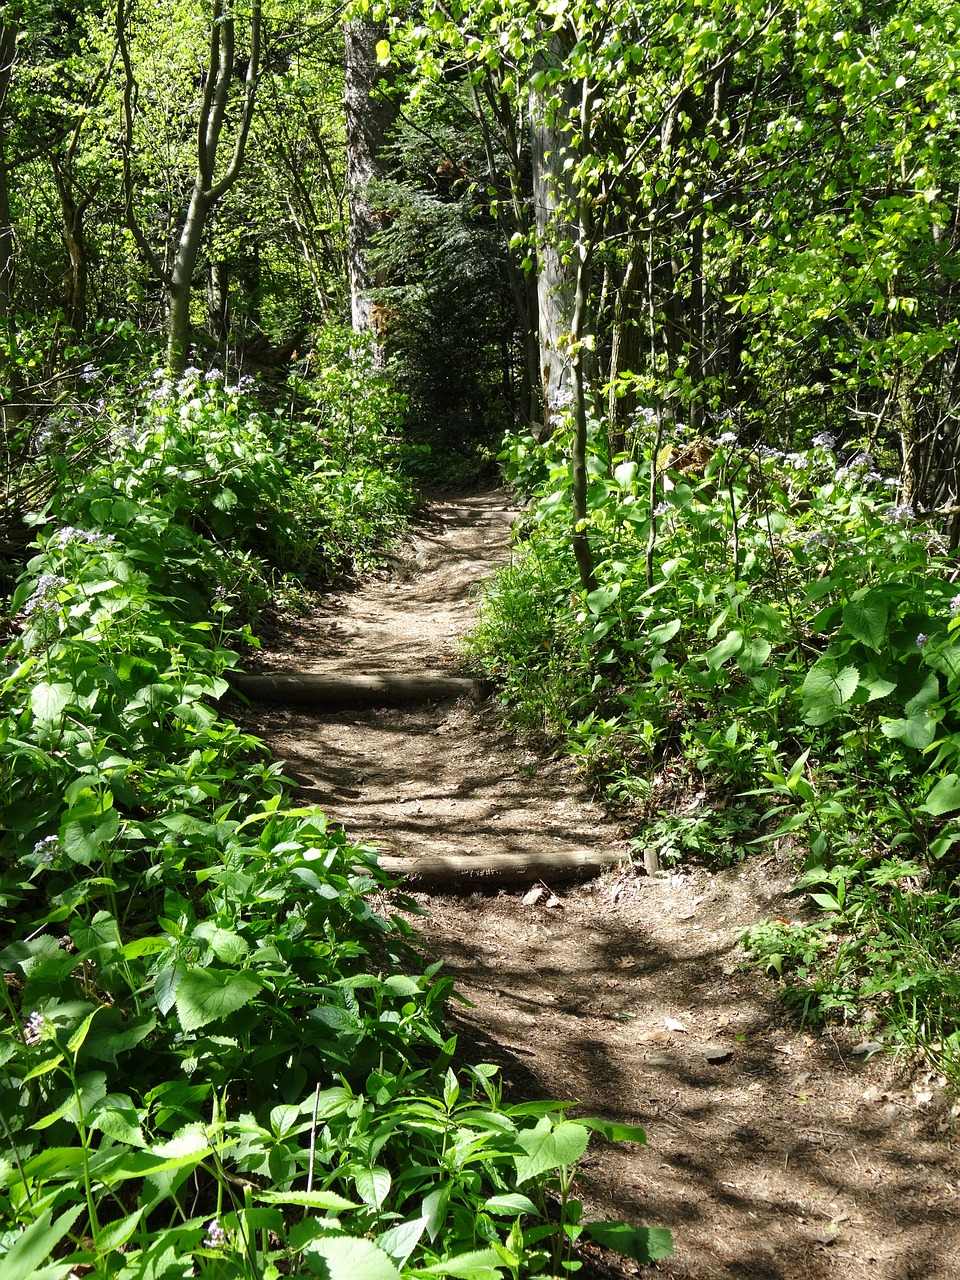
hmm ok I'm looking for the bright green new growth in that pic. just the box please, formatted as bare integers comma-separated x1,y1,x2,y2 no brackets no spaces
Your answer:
0,344,671,1277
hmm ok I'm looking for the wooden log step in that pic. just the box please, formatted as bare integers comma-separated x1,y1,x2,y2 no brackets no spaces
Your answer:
373,849,624,889
232,671,483,708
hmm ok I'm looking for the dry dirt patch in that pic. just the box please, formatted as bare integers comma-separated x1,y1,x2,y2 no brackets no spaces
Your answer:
242,489,960,1280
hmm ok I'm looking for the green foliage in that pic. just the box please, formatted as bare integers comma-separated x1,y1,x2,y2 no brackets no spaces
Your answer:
469,416,960,1085
0,353,671,1276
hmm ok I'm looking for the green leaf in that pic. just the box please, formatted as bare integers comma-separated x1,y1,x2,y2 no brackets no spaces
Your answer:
255,1189,358,1210
307,1235,401,1280
0,1204,84,1280
921,774,960,816
583,1221,673,1263
375,38,390,62
801,662,860,725
585,584,620,615
173,967,262,1032
377,1217,427,1265
842,595,888,650
513,1117,590,1183
576,1117,647,1144
30,682,73,723
881,713,936,750
705,629,743,671
355,1166,391,1209
418,1249,504,1278
483,1193,541,1216
736,636,772,676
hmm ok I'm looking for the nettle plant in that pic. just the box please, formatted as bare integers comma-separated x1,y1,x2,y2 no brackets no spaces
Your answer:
0,372,672,1277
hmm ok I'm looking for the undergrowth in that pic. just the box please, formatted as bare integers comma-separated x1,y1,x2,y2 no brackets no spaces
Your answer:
0,352,672,1277
464,413,960,1090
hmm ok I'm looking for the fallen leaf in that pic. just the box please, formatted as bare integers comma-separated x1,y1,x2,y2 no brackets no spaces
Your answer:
545,894,563,908
851,1039,884,1057
522,885,545,906
664,1017,687,1033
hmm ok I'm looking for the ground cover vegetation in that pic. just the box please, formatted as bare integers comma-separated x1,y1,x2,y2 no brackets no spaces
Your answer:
6,0,960,1268
360,0,960,1091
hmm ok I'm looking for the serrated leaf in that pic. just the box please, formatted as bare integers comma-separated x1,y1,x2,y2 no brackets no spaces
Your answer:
307,1235,401,1280
30,682,73,723
419,1249,504,1278
255,1189,359,1210
355,1166,391,1209
173,967,262,1032
0,1204,84,1280
921,774,960,816
842,595,888,650
377,1216,427,1265
801,662,860,725
583,1221,673,1263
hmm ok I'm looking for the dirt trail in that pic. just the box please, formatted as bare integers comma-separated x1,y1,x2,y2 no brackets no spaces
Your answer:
243,491,960,1280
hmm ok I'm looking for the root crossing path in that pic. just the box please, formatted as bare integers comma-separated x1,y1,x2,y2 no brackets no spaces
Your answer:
244,490,959,1280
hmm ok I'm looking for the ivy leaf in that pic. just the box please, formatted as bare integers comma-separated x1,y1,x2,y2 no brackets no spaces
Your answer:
173,966,262,1032
920,774,960,817
842,595,888,650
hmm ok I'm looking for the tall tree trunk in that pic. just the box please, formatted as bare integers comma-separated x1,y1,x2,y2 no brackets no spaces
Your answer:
344,19,396,357
530,65,578,423
0,20,19,435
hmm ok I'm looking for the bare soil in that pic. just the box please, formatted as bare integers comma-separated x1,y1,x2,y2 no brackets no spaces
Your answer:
240,491,960,1280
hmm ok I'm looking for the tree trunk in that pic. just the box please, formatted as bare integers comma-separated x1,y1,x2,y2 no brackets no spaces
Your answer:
344,19,396,357
530,68,578,425
0,20,19,435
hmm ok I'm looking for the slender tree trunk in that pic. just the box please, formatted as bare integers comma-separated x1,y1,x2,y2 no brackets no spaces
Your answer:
0,20,19,434
344,19,396,357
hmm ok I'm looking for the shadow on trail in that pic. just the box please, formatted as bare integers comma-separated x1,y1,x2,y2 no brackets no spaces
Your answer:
423,892,956,1280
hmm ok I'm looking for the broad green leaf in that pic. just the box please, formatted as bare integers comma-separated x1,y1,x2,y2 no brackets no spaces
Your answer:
255,1189,358,1210
483,1193,540,1216
513,1117,590,1183
306,1235,402,1280
583,1221,674,1263
881,713,936,750
613,460,638,490
173,967,262,1032
585,584,620,615
645,618,681,648
30,682,73,723
576,1117,647,1144
355,1166,391,1209
801,662,859,725
377,1216,427,1265
0,1204,84,1280
736,636,772,676
842,595,888,650
705,629,743,671
921,774,960,816
904,671,940,716
418,1249,504,1278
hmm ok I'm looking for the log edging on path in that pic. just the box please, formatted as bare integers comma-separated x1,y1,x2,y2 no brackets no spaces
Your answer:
372,849,624,889
232,670,485,708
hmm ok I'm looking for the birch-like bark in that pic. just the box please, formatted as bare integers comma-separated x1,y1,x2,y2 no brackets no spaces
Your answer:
344,20,396,357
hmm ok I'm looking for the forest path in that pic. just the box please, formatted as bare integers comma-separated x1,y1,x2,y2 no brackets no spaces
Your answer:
242,490,960,1280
